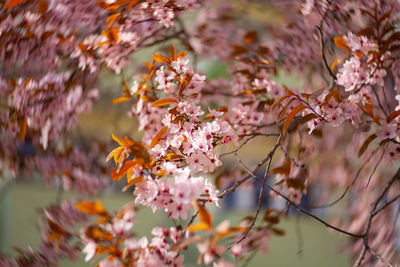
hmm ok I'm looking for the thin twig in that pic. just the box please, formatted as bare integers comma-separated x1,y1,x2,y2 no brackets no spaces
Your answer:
317,25,336,81
365,148,385,188
221,132,279,158
218,135,283,199
237,152,363,239
368,247,394,267
234,141,279,244
182,210,199,236
372,193,400,217
310,147,380,209
220,136,257,157
371,85,389,117
354,168,400,267
279,144,307,171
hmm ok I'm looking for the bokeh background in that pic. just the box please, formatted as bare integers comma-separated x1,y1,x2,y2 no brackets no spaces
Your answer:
0,1,352,266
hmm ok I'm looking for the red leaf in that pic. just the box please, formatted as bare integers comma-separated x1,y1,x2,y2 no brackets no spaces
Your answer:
151,98,177,108
152,54,170,64
4,0,24,8
283,105,308,135
244,31,257,44
37,0,48,14
111,96,131,104
334,36,350,51
169,45,176,61
75,200,106,215
18,119,27,140
111,160,137,181
387,110,400,123
175,51,187,59
178,73,192,101
358,134,377,157
150,126,168,149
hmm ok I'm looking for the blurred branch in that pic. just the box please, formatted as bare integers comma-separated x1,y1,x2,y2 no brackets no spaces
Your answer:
354,167,400,267
218,134,283,199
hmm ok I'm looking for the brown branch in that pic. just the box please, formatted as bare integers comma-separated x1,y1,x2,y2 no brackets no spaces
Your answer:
218,135,283,199
317,0,336,84
220,136,257,157
365,148,385,188
310,147,380,209
317,25,336,81
372,193,400,217
354,167,400,267
368,247,394,267
182,210,199,237
279,144,307,172
236,150,363,239
234,141,279,244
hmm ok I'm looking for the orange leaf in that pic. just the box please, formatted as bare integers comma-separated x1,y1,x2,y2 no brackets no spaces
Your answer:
141,95,155,102
4,0,24,8
151,98,177,108
111,133,124,146
23,77,32,87
278,98,296,120
330,59,339,70
270,158,291,176
324,90,342,103
150,126,168,149
178,73,192,101
102,28,119,43
169,45,176,61
358,134,377,157
283,104,308,135
110,27,119,42
111,160,137,181
106,146,124,163
122,176,144,192
236,89,267,96
144,61,153,72
334,36,350,51
216,227,247,242
75,200,106,215
111,96,131,104
18,119,27,140
387,110,400,123
157,169,166,177
85,226,113,241
47,219,71,241
128,0,139,10
175,52,187,59
244,31,257,44
152,54,170,64
192,200,212,229
286,178,305,190
106,13,120,28
271,94,291,110
231,45,248,56
165,153,185,160
187,222,210,232
363,98,373,117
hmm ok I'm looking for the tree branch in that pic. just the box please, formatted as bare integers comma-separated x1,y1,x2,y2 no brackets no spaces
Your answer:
218,135,283,199
236,151,363,239
354,167,400,267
